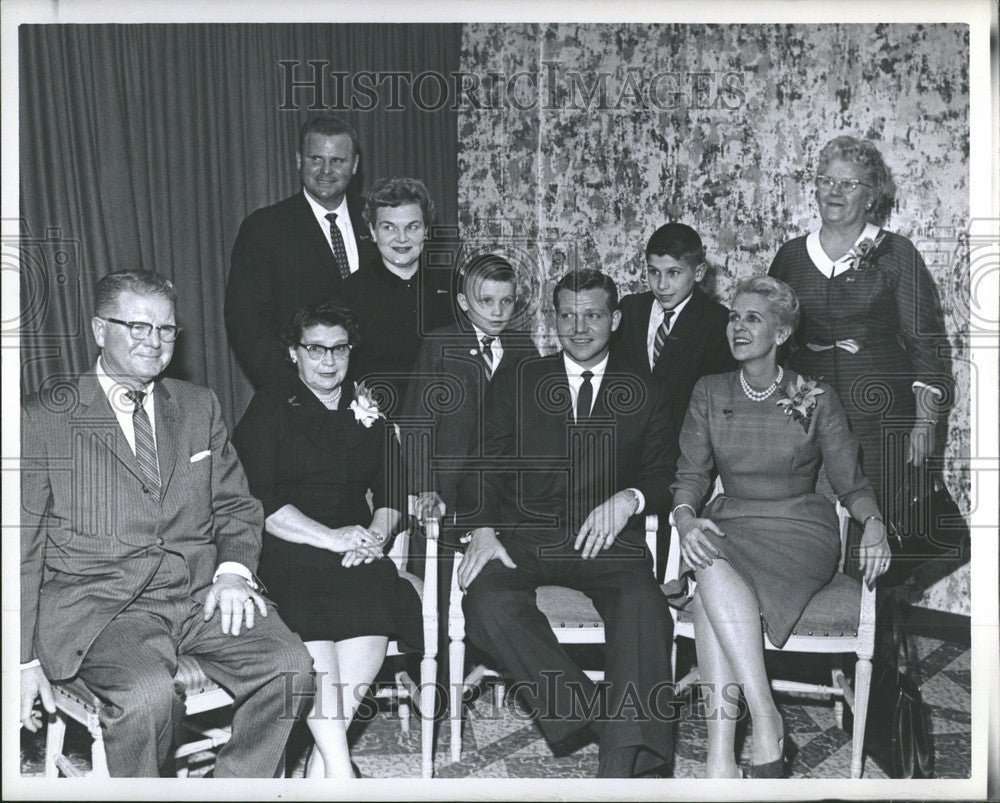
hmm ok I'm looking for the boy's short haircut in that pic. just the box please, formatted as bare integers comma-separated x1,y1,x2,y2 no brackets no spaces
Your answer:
645,223,705,269
458,253,517,296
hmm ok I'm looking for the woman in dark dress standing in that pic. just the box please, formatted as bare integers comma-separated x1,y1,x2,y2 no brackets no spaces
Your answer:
232,302,421,778
769,135,952,571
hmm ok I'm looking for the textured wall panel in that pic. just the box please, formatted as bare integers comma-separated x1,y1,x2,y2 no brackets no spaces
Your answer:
459,22,971,612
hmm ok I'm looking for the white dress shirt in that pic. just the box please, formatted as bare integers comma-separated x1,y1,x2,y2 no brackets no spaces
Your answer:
96,357,157,452
303,190,360,273
472,324,505,374
645,289,695,370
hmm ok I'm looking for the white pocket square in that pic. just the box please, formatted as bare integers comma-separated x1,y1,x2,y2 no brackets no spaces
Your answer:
189,450,211,463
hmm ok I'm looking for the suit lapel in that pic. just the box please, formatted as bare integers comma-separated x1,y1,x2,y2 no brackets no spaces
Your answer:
292,193,338,272
653,290,702,376
153,381,179,498
634,293,656,367
76,373,148,487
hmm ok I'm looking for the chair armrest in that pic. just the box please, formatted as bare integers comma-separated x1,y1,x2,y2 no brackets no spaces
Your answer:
644,515,659,563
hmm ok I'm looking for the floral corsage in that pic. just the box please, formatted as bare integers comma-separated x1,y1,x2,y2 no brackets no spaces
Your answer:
776,375,824,431
846,232,886,272
349,381,385,428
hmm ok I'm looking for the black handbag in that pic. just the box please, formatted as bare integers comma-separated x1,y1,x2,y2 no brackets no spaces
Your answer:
883,461,970,587
863,597,935,778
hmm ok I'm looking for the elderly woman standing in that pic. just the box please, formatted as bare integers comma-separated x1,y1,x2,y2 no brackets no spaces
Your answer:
769,136,951,570
232,302,422,778
665,276,891,778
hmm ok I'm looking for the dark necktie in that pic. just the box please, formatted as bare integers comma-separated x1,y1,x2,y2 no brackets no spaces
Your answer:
576,370,594,422
324,212,351,281
652,309,676,365
125,389,160,494
481,336,495,379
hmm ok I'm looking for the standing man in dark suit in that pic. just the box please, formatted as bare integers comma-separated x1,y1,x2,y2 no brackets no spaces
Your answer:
225,115,379,388
614,223,735,577
457,269,678,778
20,271,313,777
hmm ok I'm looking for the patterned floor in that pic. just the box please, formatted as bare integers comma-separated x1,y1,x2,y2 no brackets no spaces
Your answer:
21,624,971,780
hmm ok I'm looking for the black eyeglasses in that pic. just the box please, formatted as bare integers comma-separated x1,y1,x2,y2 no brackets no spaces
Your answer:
103,317,182,342
298,342,353,361
815,175,872,193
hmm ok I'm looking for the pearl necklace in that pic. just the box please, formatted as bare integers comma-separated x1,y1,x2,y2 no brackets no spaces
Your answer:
314,387,342,405
739,366,783,402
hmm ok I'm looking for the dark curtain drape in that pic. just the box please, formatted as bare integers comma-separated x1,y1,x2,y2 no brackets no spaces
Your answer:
19,23,461,425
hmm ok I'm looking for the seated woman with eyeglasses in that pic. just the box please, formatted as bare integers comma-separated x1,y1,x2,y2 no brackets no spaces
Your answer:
232,301,422,778
769,135,952,585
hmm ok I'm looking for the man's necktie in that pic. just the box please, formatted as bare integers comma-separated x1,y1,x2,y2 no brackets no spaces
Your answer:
576,371,594,422
125,389,161,494
324,212,351,281
652,309,676,365
481,336,495,379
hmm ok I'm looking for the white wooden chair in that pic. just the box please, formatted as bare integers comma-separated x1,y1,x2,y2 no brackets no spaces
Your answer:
44,655,235,777
43,515,440,779
665,494,876,778
378,515,440,778
446,515,659,763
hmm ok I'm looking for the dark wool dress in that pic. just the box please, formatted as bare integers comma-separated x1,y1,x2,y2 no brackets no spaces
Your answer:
232,378,422,648
769,230,952,511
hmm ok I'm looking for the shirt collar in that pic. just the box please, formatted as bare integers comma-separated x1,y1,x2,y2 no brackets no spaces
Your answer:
651,288,694,324
806,222,881,277
562,351,610,380
95,356,154,406
303,189,350,230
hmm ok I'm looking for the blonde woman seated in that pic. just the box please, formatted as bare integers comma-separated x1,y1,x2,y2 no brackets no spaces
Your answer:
664,276,891,778
233,302,422,778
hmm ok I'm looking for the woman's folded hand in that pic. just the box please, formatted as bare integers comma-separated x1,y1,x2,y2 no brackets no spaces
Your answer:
328,524,383,557
679,517,726,570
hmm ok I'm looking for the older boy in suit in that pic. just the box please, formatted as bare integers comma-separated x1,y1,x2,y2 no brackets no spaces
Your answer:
615,223,734,577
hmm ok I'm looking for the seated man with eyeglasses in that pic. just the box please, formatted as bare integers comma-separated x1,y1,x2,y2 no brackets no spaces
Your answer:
20,270,314,777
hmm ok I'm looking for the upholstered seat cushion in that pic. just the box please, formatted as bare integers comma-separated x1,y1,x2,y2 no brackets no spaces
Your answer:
671,572,862,638
535,585,603,629
54,654,225,712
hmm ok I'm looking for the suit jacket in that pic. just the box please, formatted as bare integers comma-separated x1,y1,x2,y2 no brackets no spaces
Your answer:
399,321,538,514
461,353,678,545
614,286,735,434
21,372,264,680
224,191,379,388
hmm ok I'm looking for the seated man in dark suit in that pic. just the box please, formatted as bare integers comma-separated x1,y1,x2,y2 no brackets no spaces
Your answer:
457,269,679,777
614,223,735,577
225,115,379,388
20,270,313,776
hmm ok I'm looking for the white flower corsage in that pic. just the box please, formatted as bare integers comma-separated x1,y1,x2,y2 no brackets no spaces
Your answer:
776,375,825,431
349,381,384,428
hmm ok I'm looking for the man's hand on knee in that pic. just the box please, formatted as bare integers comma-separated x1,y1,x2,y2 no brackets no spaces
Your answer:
204,573,268,636
457,528,517,592
574,490,639,559
20,664,55,732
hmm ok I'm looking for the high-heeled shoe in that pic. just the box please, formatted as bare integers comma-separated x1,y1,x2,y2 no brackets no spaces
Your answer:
748,714,796,778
